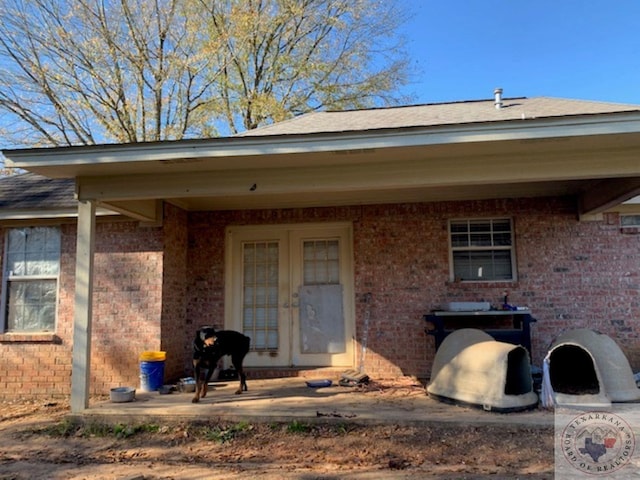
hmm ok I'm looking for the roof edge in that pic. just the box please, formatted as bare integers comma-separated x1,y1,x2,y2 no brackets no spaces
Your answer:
5,110,640,172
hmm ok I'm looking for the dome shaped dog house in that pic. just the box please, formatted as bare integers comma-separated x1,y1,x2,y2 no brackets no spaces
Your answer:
427,329,539,412
544,328,640,407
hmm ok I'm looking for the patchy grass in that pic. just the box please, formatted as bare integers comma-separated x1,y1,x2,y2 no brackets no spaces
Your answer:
286,420,312,434
40,417,354,443
113,422,161,439
41,420,161,439
202,421,252,443
40,418,79,437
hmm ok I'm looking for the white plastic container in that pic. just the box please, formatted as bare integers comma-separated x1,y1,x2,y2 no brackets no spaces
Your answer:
445,301,491,312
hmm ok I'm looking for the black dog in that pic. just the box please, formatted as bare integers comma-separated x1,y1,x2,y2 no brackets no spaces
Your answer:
192,326,250,403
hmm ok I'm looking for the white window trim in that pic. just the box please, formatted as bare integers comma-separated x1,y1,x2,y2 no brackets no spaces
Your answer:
1,226,61,333
448,217,517,283
620,214,640,228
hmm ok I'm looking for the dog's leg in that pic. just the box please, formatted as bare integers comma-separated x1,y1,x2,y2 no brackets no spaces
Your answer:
192,359,203,403
200,364,216,399
196,354,221,401
231,352,248,394
239,369,247,393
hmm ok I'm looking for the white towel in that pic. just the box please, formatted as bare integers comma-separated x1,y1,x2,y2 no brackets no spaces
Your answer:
540,351,555,409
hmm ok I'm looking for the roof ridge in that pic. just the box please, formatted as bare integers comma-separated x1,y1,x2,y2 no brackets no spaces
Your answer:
325,97,529,113
533,95,640,107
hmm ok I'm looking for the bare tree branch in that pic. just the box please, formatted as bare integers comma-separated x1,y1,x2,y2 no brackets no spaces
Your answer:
0,0,412,147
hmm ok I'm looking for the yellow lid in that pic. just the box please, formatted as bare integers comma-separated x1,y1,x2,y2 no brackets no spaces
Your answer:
139,351,166,361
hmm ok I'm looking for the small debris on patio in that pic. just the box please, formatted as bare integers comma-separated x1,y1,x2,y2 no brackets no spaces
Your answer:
316,410,357,419
350,377,426,397
339,369,370,387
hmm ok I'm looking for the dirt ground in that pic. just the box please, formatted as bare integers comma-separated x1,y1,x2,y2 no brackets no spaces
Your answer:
0,383,555,479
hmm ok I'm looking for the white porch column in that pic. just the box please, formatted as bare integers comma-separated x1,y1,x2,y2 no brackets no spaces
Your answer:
70,200,96,413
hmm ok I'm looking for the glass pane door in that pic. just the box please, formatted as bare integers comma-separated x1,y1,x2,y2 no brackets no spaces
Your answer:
242,242,279,351
291,225,354,367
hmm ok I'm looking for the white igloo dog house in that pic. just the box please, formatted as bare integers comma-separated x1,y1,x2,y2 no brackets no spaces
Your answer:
427,329,539,412
544,328,640,407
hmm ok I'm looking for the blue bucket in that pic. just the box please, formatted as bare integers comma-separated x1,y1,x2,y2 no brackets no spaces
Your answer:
139,351,166,392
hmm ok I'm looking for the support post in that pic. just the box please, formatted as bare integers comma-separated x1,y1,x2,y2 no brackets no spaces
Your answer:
70,200,96,413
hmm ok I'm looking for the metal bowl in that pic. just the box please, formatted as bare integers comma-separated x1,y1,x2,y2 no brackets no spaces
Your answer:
179,382,196,393
110,387,136,403
178,378,196,393
158,385,173,395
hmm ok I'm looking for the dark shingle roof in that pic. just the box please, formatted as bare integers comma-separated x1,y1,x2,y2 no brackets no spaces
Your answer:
0,173,76,210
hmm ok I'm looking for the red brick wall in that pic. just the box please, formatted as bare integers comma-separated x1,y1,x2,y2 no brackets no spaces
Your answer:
159,203,188,381
89,220,165,394
1,195,638,400
356,198,640,377
0,223,76,398
186,197,640,379
0,219,167,400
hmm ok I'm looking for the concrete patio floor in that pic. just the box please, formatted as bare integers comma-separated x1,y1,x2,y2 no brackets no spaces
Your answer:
75,377,555,427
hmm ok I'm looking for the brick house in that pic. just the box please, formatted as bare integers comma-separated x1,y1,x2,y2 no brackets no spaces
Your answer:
1,94,639,411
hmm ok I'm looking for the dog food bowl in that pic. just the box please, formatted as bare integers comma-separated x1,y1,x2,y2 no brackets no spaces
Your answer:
110,387,136,403
178,377,196,393
179,382,196,393
306,379,332,388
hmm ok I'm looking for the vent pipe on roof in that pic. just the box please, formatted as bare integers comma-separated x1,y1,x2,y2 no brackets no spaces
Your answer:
494,88,503,109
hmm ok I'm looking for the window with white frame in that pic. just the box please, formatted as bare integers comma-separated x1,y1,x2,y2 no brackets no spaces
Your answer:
2,227,61,332
621,214,640,228
449,218,515,282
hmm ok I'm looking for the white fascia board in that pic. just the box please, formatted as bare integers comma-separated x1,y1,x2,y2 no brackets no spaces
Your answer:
4,113,640,171
0,207,118,221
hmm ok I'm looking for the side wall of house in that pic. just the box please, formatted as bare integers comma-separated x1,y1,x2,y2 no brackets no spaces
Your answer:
186,197,640,379
0,218,168,400
0,223,77,398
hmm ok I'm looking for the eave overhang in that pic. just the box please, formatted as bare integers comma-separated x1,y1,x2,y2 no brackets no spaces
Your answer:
4,112,640,219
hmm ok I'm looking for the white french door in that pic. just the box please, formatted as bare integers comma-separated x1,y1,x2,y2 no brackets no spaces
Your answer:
225,223,355,368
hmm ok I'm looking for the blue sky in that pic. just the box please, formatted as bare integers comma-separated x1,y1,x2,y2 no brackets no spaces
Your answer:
399,0,640,105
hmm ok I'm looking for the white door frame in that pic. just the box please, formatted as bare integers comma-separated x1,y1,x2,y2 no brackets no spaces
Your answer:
224,222,355,368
